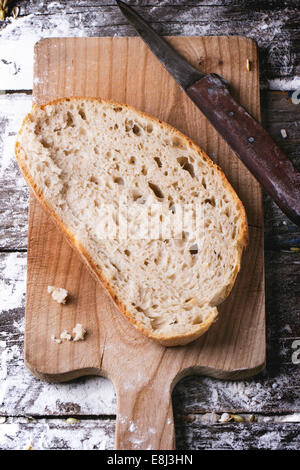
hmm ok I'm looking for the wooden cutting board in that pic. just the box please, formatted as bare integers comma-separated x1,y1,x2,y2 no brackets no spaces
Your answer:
26,37,265,450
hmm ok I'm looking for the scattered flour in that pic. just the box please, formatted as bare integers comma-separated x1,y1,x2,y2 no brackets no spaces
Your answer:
257,431,282,450
1,13,85,90
0,418,113,449
0,329,116,415
0,422,20,446
128,421,137,432
0,253,26,312
0,94,32,179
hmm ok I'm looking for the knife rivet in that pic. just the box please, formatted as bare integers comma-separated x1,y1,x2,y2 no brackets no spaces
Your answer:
248,137,254,143
228,111,234,117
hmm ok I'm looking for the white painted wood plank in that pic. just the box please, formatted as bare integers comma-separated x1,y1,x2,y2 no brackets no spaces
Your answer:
0,417,115,450
1,416,300,450
0,93,31,249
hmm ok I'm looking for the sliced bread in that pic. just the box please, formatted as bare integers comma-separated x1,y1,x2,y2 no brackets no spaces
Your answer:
15,97,248,346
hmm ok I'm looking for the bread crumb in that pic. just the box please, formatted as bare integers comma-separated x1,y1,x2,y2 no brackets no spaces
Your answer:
231,414,244,423
48,286,68,304
66,417,80,424
24,442,34,450
219,412,232,423
72,323,86,341
51,325,87,344
24,445,34,450
60,330,72,341
51,334,62,344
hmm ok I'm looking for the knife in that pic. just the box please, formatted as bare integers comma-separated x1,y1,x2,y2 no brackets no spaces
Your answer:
116,0,300,226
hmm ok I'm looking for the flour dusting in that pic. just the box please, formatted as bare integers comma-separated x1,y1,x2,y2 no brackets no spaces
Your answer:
0,252,26,312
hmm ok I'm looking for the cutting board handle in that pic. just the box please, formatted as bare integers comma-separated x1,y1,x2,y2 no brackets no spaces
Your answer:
115,380,175,450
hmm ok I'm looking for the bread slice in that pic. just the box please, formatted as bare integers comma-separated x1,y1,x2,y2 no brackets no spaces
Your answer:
15,97,248,346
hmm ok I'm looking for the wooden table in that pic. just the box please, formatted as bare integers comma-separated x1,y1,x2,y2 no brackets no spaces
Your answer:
0,0,299,450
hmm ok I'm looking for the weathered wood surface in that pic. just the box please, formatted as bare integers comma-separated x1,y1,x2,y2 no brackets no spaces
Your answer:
0,0,299,90
1,417,300,450
0,0,300,451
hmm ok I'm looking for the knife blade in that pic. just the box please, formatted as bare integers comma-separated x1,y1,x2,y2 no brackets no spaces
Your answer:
116,0,300,227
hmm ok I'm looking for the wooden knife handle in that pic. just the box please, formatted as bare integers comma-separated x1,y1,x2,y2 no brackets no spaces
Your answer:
186,74,300,226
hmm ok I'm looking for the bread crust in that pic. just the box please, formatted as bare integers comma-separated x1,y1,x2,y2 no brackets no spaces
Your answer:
15,97,248,346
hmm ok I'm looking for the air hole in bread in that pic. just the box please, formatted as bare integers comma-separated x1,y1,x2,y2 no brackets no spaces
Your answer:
148,182,164,199
182,231,189,241
204,197,216,207
113,176,124,185
125,119,133,132
124,249,130,257
146,123,153,133
189,244,198,255
154,156,162,168
132,190,142,202
172,136,184,148
132,124,141,136
129,156,136,165
169,203,175,214
89,176,99,185
177,157,195,178
113,106,123,112
66,112,75,128
78,108,86,120
40,139,51,148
